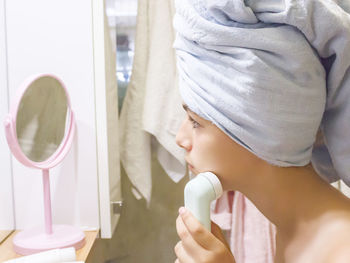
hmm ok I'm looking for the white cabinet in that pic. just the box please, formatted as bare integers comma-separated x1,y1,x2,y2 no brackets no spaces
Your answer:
0,0,121,238
0,0,15,231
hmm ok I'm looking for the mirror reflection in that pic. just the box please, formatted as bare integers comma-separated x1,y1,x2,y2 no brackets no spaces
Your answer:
106,0,137,113
16,76,69,162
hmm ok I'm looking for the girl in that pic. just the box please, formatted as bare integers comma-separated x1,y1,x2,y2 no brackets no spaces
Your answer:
172,0,350,262
175,104,350,262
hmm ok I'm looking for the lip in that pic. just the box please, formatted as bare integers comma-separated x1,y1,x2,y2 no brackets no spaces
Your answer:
187,163,195,173
186,158,196,172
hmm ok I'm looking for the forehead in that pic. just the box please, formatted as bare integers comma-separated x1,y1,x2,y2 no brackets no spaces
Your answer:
182,103,201,119
182,103,199,116
182,103,213,124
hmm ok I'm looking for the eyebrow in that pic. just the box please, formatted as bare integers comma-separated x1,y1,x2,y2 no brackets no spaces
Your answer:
182,103,199,120
182,103,200,118
182,103,190,112
182,103,196,115
182,103,209,126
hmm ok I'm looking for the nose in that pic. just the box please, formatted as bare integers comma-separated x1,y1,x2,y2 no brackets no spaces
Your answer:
176,118,192,152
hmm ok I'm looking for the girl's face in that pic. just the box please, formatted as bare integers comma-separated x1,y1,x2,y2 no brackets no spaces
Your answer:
176,103,264,190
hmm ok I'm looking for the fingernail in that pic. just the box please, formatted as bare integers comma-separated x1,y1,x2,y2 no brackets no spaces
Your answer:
178,206,186,215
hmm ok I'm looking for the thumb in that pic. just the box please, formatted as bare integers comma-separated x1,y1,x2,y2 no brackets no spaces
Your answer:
211,221,231,251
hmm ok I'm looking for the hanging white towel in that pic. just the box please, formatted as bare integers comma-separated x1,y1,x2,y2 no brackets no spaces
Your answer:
119,0,186,205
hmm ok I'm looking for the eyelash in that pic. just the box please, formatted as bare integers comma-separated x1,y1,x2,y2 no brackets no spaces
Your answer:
188,116,200,128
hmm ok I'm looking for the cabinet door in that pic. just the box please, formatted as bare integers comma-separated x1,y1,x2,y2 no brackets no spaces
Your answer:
0,0,15,231
92,0,122,238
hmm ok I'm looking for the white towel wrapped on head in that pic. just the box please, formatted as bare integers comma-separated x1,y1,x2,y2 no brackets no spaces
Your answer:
173,0,350,185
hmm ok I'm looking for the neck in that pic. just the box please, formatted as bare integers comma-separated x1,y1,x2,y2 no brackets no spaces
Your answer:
235,164,349,235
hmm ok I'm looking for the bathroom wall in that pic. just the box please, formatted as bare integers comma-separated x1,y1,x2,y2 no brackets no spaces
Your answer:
87,152,188,263
4,0,100,230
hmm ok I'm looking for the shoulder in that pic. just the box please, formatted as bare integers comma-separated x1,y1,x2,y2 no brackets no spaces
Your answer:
294,216,350,263
318,218,350,263
330,245,350,263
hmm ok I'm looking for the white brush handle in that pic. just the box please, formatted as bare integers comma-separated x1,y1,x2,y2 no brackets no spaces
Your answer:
184,172,223,230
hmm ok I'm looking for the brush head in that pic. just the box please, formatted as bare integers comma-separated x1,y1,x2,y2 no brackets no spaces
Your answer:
198,172,223,199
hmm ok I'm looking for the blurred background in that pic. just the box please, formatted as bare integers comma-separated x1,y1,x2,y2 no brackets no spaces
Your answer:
88,1,188,262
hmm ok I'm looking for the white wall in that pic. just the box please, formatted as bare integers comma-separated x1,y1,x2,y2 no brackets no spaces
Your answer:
4,0,100,230
0,0,15,230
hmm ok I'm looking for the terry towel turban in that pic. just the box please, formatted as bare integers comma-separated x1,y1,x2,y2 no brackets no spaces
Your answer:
173,0,350,185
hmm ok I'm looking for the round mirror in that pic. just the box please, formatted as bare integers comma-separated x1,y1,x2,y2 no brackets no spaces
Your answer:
16,76,69,163
3,74,84,255
4,74,76,170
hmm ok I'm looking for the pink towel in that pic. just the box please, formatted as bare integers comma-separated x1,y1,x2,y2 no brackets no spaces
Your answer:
211,191,276,263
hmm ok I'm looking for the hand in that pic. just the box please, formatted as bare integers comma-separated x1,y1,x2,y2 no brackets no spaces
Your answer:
174,207,236,263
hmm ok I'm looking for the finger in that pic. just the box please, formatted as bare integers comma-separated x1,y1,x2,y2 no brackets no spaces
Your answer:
211,221,231,251
174,241,195,263
176,215,205,257
179,207,218,250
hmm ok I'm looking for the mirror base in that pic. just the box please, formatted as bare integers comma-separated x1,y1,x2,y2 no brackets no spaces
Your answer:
13,224,85,255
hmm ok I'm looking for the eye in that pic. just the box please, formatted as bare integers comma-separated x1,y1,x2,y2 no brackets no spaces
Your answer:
188,116,200,128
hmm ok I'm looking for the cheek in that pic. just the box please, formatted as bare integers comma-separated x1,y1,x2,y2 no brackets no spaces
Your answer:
191,133,229,171
191,135,235,190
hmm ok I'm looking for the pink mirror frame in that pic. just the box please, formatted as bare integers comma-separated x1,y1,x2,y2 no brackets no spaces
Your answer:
3,73,75,170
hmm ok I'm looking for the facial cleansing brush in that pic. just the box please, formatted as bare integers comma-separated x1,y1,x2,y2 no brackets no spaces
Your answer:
184,172,223,231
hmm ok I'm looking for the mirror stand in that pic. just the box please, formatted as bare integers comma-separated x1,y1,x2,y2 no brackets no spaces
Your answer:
4,74,85,255
43,169,53,235
12,169,85,255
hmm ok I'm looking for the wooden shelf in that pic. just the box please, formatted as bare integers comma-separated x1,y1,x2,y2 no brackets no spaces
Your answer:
0,231,13,245
0,230,99,262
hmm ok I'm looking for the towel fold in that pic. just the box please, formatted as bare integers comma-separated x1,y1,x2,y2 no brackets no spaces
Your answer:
173,0,350,185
